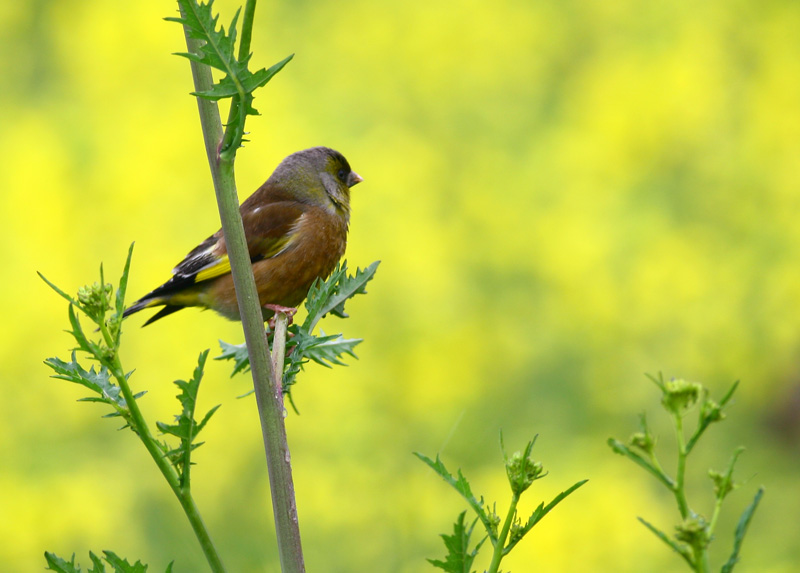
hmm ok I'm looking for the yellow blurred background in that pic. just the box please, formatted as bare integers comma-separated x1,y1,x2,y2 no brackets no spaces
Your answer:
1,0,799,570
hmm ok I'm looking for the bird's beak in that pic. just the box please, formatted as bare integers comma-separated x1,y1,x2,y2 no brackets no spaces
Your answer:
348,171,363,187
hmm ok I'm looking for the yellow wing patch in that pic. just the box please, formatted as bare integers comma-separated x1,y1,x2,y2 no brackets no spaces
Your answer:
194,255,232,282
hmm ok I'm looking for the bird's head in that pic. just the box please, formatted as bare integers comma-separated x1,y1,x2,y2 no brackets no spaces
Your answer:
272,147,362,218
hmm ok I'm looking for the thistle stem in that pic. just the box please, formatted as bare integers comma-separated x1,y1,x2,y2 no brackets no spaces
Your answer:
672,414,709,572
487,493,519,573
100,339,225,571
178,2,305,571
672,414,690,520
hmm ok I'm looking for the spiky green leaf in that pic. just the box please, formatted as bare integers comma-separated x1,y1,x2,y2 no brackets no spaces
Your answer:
216,339,251,376
428,511,485,573
100,550,149,572
414,452,496,544
167,0,292,153
44,552,81,573
217,261,379,399
304,261,380,329
45,353,128,415
156,350,219,480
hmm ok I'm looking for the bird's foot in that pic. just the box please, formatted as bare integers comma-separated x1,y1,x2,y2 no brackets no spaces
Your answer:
265,304,297,330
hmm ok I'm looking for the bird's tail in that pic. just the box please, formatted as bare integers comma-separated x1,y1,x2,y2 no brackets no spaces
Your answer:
140,304,184,326
123,296,184,326
122,298,154,319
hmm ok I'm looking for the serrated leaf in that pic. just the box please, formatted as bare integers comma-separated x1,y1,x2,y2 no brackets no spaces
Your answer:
428,511,485,573
297,330,361,367
218,261,378,396
45,353,127,414
44,550,152,573
168,1,239,74
88,551,106,573
304,261,380,330
101,550,148,572
302,266,347,324
245,54,293,91
45,552,81,573
721,487,764,573
215,339,251,376
157,351,218,480
168,0,292,154
192,55,291,100
279,330,362,393
192,76,244,100
414,452,496,544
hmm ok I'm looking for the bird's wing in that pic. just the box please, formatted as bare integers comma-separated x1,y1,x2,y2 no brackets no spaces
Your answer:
172,201,306,285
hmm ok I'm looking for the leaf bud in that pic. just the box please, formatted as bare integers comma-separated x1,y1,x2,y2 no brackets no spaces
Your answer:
506,450,545,496
77,282,113,320
674,514,710,549
661,379,702,417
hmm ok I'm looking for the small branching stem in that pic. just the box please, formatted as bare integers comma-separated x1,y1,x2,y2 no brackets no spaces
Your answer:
709,495,725,540
671,409,709,572
487,493,520,573
237,0,257,61
610,377,761,573
698,549,711,573
99,319,225,572
672,414,690,520
648,451,669,484
221,0,257,158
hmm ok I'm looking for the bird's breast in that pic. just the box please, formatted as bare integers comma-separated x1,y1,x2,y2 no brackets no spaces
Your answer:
253,207,348,308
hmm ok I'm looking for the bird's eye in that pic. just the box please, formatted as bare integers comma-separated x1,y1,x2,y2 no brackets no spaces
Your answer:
337,168,347,181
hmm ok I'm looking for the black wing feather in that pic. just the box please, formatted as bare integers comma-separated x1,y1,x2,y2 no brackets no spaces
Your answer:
173,233,219,278
142,305,184,326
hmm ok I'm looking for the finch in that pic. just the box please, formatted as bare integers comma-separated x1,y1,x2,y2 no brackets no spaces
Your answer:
123,146,362,326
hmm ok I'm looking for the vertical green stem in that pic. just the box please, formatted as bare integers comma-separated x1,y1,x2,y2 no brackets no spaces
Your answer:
177,493,225,572
672,414,709,572
673,415,690,520
178,3,306,571
708,494,725,537
697,548,710,573
101,323,225,571
237,0,258,64
487,493,519,573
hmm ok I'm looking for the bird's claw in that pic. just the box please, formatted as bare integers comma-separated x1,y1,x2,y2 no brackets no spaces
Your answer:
264,304,297,330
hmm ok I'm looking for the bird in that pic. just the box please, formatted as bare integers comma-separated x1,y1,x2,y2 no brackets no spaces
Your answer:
123,146,362,326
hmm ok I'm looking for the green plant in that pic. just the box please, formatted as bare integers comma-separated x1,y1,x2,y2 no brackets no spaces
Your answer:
40,247,375,571
44,550,162,573
217,261,379,408
38,1,380,570
40,247,222,571
416,435,587,573
608,374,764,572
